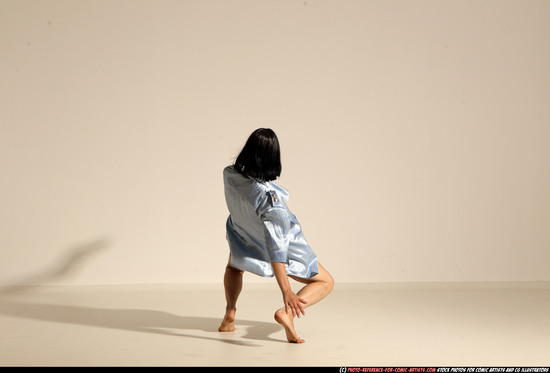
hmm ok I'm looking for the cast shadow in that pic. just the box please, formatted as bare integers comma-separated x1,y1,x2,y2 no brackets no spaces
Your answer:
0,238,283,346
0,238,110,294
0,299,283,347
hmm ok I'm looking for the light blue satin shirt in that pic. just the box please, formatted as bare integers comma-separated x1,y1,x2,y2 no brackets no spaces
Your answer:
223,166,318,279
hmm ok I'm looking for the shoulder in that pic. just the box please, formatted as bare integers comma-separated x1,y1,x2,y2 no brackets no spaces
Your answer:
223,165,248,186
268,181,289,202
256,182,289,214
224,166,270,207
223,165,237,178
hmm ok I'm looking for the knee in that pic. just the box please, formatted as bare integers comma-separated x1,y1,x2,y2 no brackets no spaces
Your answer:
226,265,244,275
324,272,335,293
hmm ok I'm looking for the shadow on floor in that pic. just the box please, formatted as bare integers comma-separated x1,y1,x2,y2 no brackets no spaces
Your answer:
0,238,110,294
0,239,284,347
0,299,283,347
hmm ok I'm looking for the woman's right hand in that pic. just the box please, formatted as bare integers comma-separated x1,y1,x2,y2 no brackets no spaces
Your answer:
283,289,307,318
271,261,308,317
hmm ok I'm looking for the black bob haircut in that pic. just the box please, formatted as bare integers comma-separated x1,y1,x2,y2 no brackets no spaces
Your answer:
234,128,282,182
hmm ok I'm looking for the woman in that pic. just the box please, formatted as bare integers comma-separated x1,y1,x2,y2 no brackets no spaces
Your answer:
218,128,334,344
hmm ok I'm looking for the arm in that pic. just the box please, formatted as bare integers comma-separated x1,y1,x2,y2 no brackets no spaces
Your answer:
261,191,306,316
271,262,307,318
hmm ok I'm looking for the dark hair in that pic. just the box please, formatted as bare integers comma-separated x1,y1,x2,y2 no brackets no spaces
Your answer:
234,128,282,182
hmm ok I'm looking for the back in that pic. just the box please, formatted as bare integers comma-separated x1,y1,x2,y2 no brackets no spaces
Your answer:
222,165,318,278
223,165,269,244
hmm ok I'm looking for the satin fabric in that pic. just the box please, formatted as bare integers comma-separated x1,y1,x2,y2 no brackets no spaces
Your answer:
223,166,318,279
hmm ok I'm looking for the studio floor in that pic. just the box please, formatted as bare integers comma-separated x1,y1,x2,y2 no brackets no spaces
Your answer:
0,281,549,367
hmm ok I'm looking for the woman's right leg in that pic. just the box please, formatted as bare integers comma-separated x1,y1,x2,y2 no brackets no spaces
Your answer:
274,262,334,343
219,256,244,332
291,263,334,309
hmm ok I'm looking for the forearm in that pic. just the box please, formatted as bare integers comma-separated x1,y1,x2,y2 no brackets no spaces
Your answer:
271,262,291,294
271,261,307,317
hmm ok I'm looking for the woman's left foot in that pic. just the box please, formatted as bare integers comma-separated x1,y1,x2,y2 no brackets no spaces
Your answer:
218,309,236,332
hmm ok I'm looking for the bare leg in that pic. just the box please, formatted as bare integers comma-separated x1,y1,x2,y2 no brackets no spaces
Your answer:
218,257,244,332
274,263,334,343
292,265,334,309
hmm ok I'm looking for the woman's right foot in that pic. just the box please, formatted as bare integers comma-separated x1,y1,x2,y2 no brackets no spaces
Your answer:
274,308,305,343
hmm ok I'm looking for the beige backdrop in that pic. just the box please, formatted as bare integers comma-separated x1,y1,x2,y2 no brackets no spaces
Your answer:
1,0,549,286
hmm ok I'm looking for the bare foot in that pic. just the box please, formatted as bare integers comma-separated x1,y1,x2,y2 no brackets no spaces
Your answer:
218,309,236,332
274,308,305,343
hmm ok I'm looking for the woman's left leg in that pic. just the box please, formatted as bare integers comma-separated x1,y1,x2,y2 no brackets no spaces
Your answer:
218,256,244,332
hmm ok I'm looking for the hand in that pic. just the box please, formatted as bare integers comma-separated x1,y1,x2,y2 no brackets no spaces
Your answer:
283,290,307,318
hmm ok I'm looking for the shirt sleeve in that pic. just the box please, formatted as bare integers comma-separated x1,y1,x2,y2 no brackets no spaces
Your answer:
261,201,290,263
